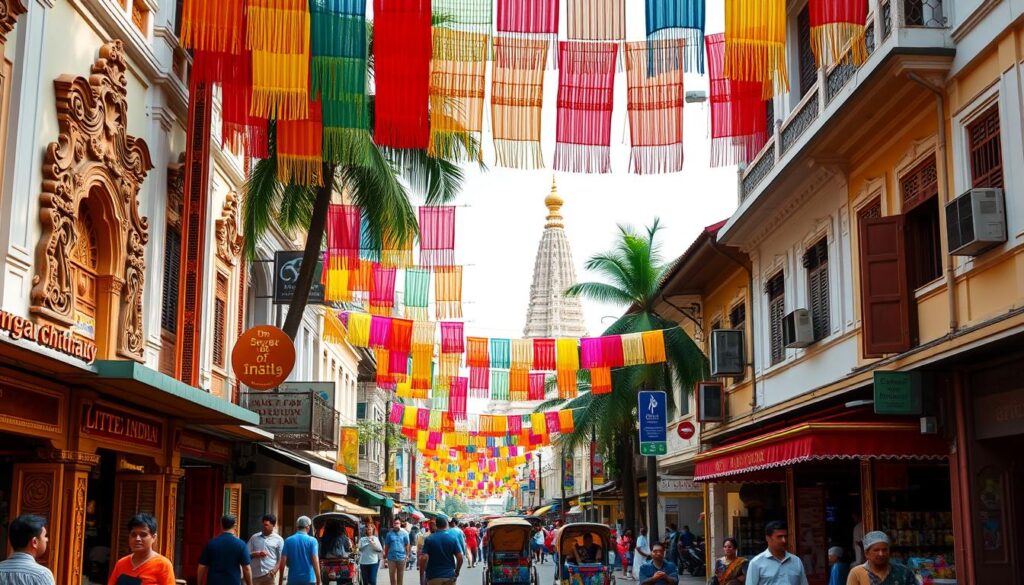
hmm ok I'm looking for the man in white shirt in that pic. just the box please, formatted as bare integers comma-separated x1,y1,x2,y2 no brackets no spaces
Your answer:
0,515,55,585
632,528,651,581
851,513,865,566
247,514,285,585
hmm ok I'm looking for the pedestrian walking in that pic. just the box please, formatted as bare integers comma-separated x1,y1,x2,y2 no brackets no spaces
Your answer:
463,523,479,568
530,527,544,563
107,513,176,585
827,547,848,585
0,514,55,585
746,521,808,585
663,524,678,566
712,537,747,585
632,528,651,581
617,530,633,579
409,523,421,567
358,523,384,585
280,516,321,585
450,524,467,558
845,532,915,585
418,517,463,585
636,543,678,585
384,519,411,585
247,514,284,585
197,515,253,585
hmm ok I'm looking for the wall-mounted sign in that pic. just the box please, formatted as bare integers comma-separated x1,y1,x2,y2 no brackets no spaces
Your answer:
0,309,97,363
280,381,335,408
562,454,574,490
638,390,668,456
81,402,163,450
337,427,359,473
246,392,313,432
873,371,922,415
974,387,1024,440
657,475,701,493
590,441,605,485
677,421,696,440
273,251,325,304
232,325,295,390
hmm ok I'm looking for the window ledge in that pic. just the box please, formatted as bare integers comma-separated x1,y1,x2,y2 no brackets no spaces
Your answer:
913,277,946,300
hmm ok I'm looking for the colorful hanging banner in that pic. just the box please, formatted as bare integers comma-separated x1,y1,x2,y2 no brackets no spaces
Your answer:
369,265,398,315
441,321,466,354
810,0,868,67
418,206,457,266
336,426,360,473
645,0,705,73
491,37,548,169
496,0,559,40
373,0,431,147
276,97,323,186
429,29,488,160
625,39,686,175
533,338,556,370
491,369,510,400
554,42,618,174
706,33,769,167
327,204,362,270
566,0,625,41
433,0,493,32
434,266,464,319
404,268,431,320
248,0,311,120
724,0,789,98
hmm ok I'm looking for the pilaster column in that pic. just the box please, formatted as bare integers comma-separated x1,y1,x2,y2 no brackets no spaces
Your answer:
36,448,100,585
160,467,185,561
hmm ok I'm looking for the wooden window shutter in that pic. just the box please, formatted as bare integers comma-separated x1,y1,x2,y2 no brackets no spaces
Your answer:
112,475,163,559
161,227,181,333
213,275,228,367
968,106,1003,189
797,5,816,97
223,483,242,519
766,272,785,365
858,215,914,357
901,156,938,212
804,239,830,340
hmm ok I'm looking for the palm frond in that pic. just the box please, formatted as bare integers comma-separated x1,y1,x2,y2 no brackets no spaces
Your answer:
242,156,284,260
564,282,634,305
340,143,418,251
276,183,317,235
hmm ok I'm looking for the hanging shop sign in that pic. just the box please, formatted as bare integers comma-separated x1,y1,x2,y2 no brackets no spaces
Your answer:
873,371,923,415
245,392,313,432
973,387,1024,440
337,427,360,474
81,402,164,450
677,421,696,440
232,325,295,390
0,309,97,363
273,250,325,304
657,475,701,493
563,454,574,490
281,381,335,408
638,390,668,456
590,441,605,485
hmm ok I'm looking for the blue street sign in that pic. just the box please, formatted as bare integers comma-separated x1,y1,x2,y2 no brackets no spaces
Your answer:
638,390,668,456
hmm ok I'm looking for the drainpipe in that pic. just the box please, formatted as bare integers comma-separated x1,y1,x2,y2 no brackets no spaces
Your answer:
708,239,758,411
908,72,958,334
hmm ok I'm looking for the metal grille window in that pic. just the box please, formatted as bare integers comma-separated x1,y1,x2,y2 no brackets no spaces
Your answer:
766,272,786,365
729,303,747,381
161,227,181,333
804,238,831,340
797,5,817,97
213,275,228,367
968,106,1003,189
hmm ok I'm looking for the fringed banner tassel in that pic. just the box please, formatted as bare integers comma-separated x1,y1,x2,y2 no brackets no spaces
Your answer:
556,370,578,399
809,0,868,67
567,0,625,42
276,99,323,185
418,206,457,266
248,0,311,120
492,36,548,169
327,204,362,268
180,0,245,54
369,265,398,316
626,39,686,175
374,0,432,148
404,268,431,319
724,0,789,99
706,33,769,167
645,0,705,73
491,370,510,401
554,41,618,174
434,266,464,320
429,29,488,160
381,229,415,269
590,367,612,394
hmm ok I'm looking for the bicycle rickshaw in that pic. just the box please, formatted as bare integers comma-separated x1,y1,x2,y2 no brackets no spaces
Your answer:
313,512,360,585
482,517,539,585
554,523,616,585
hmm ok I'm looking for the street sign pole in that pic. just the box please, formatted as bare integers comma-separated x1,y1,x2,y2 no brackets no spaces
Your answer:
638,391,667,539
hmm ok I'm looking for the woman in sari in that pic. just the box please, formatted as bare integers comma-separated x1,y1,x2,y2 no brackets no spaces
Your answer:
713,538,747,585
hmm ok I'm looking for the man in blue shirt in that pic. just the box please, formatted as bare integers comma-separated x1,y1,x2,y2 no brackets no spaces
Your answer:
281,516,322,585
419,516,464,585
638,542,679,585
827,546,849,585
198,515,253,585
384,519,412,585
746,521,809,585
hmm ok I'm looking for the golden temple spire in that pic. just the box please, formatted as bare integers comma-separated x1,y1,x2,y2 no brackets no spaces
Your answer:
544,175,564,229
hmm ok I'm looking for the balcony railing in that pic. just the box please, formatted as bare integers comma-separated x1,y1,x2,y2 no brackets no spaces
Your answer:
739,0,947,201
243,391,340,451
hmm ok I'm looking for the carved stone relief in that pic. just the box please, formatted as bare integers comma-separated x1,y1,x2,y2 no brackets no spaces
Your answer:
215,192,243,265
30,41,152,361
0,0,26,45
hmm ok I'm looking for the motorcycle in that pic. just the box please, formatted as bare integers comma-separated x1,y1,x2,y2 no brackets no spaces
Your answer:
677,537,706,577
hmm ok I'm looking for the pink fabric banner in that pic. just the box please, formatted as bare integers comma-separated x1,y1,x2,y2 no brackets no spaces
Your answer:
418,206,457,266
441,321,465,354
554,41,618,174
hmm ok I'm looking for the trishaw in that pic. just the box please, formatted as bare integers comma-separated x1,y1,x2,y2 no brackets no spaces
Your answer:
554,523,616,585
482,517,539,585
313,512,360,585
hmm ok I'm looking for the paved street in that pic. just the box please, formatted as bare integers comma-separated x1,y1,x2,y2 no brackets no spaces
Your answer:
374,558,705,585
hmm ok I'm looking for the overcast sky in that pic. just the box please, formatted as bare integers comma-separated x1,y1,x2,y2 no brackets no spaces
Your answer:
422,2,737,338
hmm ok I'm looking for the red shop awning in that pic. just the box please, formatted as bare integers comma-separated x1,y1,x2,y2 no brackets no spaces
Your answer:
694,422,949,482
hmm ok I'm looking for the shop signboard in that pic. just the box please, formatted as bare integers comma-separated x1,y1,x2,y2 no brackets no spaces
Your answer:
281,381,335,409
657,475,701,494
81,402,164,450
273,250,325,304
638,390,668,455
0,308,97,363
973,387,1024,440
246,392,312,432
873,371,922,415
232,325,296,390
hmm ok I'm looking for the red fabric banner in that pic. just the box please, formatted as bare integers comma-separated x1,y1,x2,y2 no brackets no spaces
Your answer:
441,321,465,354
528,372,546,400
374,0,431,148
327,204,362,268
389,318,414,354
554,42,618,174
533,338,556,370
809,0,868,66
601,335,624,367
706,33,769,167
497,0,559,35
450,377,468,420
419,206,457,266
470,366,490,395
369,265,397,315
694,422,949,481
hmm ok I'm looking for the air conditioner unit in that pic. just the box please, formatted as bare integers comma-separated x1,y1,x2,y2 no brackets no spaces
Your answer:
783,309,814,348
946,188,1007,256
710,329,745,377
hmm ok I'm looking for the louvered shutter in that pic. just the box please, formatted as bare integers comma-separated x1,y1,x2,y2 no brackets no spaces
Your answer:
766,273,786,365
797,5,816,97
213,276,228,367
804,240,830,341
161,228,181,333
223,483,242,520
858,215,914,357
113,475,163,558
968,107,1003,189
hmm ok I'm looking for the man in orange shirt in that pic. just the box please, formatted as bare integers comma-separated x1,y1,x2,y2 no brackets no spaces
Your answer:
107,514,176,585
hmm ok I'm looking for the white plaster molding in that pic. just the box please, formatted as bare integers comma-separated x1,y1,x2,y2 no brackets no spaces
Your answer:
951,0,1001,43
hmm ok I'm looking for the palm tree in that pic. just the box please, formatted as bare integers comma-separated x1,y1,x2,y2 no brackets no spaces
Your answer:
540,219,707,536
243,18,482,340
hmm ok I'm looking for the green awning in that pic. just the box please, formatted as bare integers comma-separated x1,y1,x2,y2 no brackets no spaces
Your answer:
351,483,394,508
90,360,260,426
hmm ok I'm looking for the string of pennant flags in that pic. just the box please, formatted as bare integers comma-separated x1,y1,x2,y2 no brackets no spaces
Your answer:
180,0,870,180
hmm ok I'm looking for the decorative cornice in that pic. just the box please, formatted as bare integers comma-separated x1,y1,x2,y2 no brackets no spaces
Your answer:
0,0,26,45
739,167,840,253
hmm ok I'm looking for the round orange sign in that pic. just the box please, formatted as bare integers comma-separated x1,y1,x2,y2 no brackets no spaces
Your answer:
231,325,295,391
